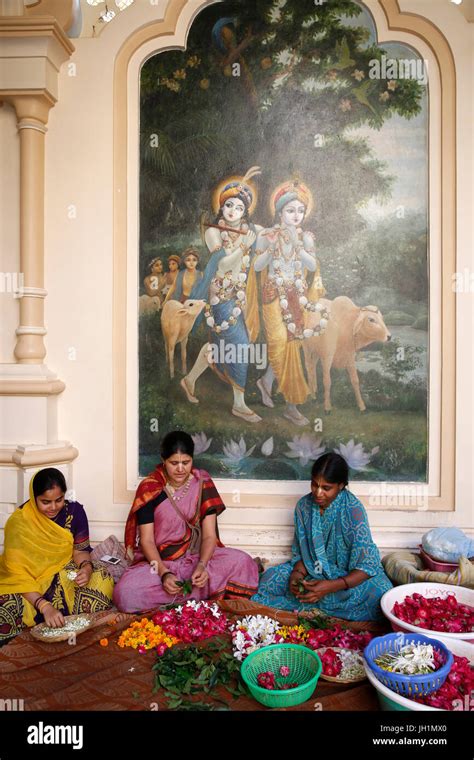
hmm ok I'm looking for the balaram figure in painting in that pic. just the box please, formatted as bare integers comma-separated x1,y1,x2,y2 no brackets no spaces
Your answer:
254,180,327,426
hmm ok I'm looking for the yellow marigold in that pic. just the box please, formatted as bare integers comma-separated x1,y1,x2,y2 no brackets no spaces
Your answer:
117,617,181,651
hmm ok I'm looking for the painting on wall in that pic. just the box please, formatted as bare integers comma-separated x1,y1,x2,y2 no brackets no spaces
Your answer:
138,0,428,483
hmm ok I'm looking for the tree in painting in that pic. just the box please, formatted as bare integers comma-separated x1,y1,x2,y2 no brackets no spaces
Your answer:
139,0,428,483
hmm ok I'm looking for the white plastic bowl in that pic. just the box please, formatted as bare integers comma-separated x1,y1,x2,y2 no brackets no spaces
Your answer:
365,637,474,711
381,582,474,644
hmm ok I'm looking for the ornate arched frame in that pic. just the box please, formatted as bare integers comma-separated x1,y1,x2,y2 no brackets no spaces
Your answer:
113,0,456,512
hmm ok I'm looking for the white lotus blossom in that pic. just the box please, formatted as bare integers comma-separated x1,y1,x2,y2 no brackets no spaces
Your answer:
191,432,213,456
261,436,274,457
222,436,256,462
285,435,326,467
334,439,380,471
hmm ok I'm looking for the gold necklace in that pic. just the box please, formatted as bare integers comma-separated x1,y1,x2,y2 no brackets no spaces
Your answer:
166,475,192,501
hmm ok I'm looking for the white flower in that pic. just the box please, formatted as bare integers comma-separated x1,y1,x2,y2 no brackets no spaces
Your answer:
280,298,288,310
287,322,296,333
191,432,212,456
206,316,215,327
230,615,282,660
276,277,284,287
210,296,220,306
319,318,328,329
236,290,246,301
261,436,274,456
334,439,380,471
285,435,326,467
303,328,314,339
220,320,229,331
222,436,256,462
222,277,230,288
232,307,242,317
299,296,308,307
294,279,303,289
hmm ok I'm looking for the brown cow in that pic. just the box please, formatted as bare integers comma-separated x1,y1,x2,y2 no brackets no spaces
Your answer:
161,299,206,378
303,296,391,412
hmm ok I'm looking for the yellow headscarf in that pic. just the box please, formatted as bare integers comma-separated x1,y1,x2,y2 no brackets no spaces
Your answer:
0,471,73,598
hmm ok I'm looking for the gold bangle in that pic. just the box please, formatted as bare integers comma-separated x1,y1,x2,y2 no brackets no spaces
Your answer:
38,599,51,613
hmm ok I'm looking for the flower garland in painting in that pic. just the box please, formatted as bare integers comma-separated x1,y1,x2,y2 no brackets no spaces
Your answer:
204,251,251,334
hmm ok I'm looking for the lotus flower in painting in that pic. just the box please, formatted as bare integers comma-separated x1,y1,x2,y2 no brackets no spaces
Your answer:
191,432,212,456
334,440,379,471
222,436,256,463
285,435,326,467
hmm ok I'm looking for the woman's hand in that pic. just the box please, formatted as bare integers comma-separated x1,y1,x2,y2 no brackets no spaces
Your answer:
74,565,93,588
161,573,181,595
296,579,336,603
191,562,209,589
289,571,305,596
43,603,65,628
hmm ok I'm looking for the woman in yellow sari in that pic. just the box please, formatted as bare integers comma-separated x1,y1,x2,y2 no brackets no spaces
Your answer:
0,468,113,644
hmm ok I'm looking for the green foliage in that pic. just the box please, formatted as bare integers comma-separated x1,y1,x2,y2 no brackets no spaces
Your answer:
379,339,423,384
140,0,425,245
152,639,246,710
319,211,428,305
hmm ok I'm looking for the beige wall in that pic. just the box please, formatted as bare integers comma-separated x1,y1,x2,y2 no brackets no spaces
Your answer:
0,0,473,559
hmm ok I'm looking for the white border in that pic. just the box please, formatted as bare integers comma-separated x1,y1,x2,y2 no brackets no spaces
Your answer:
126,0,443,502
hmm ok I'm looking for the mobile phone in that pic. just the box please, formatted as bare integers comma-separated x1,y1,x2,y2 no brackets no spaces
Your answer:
101,555,121,565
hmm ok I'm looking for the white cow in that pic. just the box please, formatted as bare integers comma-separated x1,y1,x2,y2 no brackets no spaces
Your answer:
161,299,206,378
303,296,391,412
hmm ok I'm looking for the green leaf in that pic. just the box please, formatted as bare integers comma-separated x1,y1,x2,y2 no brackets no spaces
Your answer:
167,698,183,710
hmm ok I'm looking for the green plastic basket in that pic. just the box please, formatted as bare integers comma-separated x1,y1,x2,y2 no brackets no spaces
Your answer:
241,644,322,708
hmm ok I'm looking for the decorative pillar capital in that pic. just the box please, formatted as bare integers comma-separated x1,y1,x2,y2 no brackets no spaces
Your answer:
6,92,55,125
0,16,75,104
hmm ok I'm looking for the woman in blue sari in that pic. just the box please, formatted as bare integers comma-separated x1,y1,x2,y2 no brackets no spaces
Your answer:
252,453,392,621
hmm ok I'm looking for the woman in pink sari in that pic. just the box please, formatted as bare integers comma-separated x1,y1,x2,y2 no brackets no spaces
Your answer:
113,431,259,612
